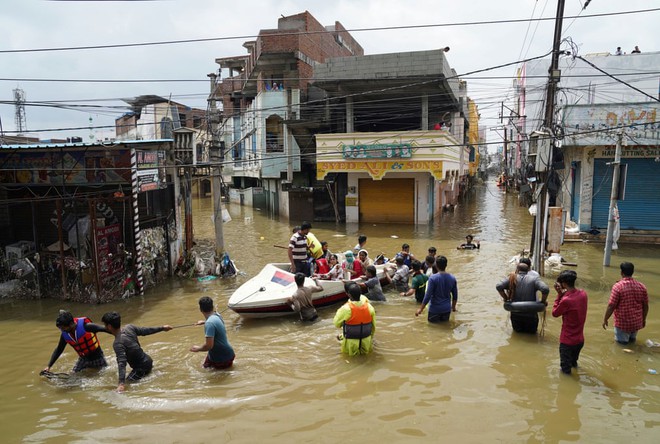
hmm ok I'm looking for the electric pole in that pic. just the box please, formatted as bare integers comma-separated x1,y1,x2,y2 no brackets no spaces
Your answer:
208,73,225,257
603,130,623,266
503,127,508,192
532,0,565,276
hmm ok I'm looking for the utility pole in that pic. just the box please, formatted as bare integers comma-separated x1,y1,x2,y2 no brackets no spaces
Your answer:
532,0,565,276
208,73,225,257
603,130,623,266
503,127,508,192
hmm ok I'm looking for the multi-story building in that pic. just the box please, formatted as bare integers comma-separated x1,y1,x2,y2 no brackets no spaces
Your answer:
211,12,475,224
115,95,211,195
211,12,362,218
511,50,660,236
312,49,471,224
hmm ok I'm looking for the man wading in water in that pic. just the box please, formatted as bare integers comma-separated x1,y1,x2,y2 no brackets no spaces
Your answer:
496,263,549,334
102,311,172,392
43,311,109,375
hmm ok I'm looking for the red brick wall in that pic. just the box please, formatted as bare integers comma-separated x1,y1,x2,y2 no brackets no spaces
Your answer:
115,114,137,137
258,11,361,62
217,11,363,110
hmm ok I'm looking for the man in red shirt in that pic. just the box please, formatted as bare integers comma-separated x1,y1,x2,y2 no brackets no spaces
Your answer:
602,262,649,344
552,270,588,375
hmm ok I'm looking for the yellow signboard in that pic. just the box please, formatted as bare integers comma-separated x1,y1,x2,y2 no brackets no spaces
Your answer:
317,160,444,181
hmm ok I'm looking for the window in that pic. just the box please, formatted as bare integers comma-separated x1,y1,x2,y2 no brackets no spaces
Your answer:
160,117,173,139
265,115,284,153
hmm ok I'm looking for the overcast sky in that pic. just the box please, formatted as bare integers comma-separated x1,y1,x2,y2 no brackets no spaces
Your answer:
0,0,657,145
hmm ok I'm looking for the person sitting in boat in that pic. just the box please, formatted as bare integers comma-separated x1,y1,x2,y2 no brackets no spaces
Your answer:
390,255,410,293
496,262,550,334
319,241,332,260
316,254,342,281
358,265,389,302
342,251,363,280
357,249,373,274
287,273,323,322
457,234,480,250
374,253,389,265
394,243,415,267
333,282,376,356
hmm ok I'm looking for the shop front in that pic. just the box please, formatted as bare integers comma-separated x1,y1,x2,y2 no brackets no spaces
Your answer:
316,131,468,224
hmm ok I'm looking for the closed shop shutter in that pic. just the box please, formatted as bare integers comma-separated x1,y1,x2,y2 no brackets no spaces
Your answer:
359,178,414,224
592,158,660,230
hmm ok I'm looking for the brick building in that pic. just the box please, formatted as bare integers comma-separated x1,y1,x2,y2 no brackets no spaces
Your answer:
211,11,475,223
212,11,362,218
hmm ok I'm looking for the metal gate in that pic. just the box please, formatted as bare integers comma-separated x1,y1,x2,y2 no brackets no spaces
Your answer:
592,158,660,230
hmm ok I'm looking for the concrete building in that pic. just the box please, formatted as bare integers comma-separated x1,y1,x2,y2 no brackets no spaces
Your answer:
312,49,471,224
115,95,211,196
511,50,660,238
210,12,476,224
211,12,362,218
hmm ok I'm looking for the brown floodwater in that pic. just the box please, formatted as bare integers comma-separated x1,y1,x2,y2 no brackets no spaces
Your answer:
1,181,658,443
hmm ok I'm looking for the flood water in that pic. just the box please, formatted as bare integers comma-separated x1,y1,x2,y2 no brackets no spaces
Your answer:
1,181,659,443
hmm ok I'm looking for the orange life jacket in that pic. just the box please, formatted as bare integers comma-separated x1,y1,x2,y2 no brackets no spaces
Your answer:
343,301,373,339
316,258,330,275
62,317,101,357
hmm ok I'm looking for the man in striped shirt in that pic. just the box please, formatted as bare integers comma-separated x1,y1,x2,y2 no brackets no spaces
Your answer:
288,222,312,276
603,262,649,344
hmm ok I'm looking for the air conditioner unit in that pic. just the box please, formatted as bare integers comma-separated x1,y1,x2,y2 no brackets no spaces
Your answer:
6,240,35,266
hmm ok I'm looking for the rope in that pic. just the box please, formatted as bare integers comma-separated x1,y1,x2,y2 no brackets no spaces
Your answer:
218,286,266,314
171,323,197,329
539,308,547,338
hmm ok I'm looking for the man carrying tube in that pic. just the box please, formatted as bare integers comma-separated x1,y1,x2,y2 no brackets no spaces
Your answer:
44,310,109,374
333,282,376,356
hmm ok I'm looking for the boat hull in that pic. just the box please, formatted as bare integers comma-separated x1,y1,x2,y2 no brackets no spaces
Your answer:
227,263,347,318
227,262,392,318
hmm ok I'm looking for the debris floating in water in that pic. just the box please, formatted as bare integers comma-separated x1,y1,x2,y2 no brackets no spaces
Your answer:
391,235,399,239
648,369,657,375
623,349,634,353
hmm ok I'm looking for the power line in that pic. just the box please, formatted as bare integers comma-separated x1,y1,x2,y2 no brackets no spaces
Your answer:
2,71,659,85
573,55,660,103
1,51,555,135
1,8,658,54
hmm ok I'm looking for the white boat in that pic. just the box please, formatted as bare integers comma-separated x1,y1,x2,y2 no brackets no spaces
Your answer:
227,262,392,318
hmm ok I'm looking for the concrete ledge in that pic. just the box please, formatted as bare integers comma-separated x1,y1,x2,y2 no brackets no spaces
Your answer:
569,232,660,245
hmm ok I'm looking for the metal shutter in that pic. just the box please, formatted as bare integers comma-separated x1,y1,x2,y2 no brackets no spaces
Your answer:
592,158,660,230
